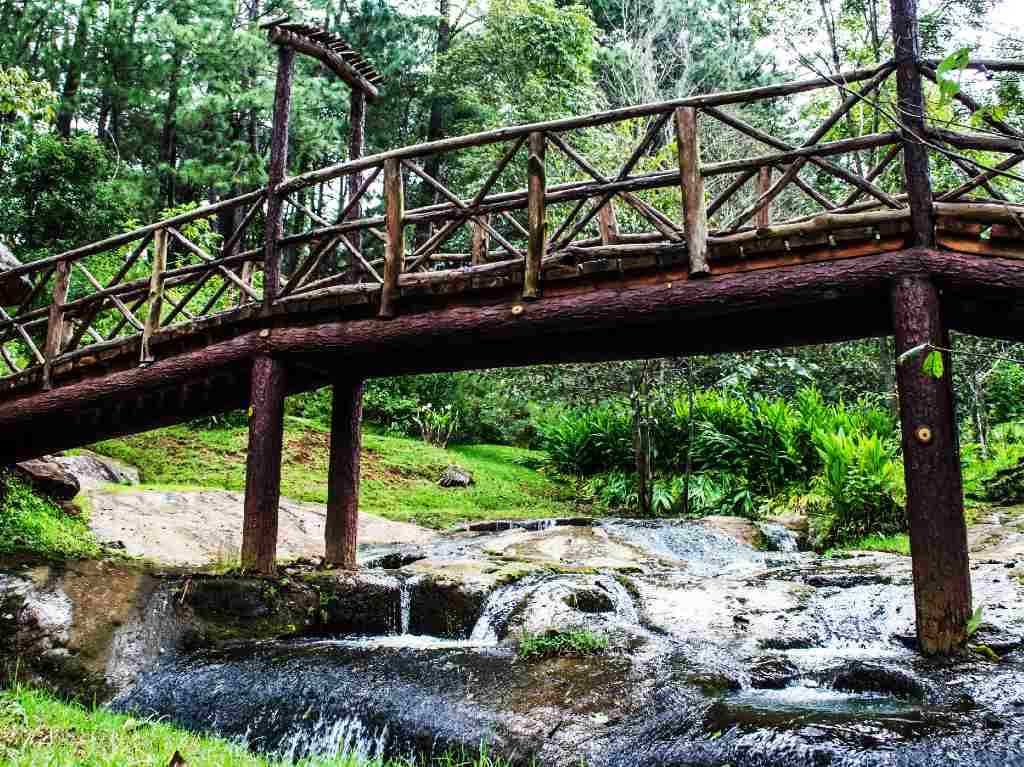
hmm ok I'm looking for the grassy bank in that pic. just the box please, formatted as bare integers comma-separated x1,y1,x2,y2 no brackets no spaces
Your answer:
0,686,508,767
90,419,578,529
0,472,103,560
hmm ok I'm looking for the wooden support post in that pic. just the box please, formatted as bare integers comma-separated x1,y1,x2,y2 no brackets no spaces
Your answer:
890,0,934,246
892,275,971,655
140,228,168,365
263,45,296,306
325,378,364,569
756,167,773,228
42,260,71,389
344,89,367,280
598,201,619,245
379,158,404,319
471,216,490,266
674,107,710,277
524,131,546,300
241,354,287,574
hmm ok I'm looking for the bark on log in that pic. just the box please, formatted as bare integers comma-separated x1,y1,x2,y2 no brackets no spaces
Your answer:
241,355,287,574
140,229,168,365
325,378,364,569
890,0,934,246
891,275,971,654
380,158,404,318
42,260,72,390
524,131,546,299
675,108,709,276
8,250,1024,463
263,46,295,305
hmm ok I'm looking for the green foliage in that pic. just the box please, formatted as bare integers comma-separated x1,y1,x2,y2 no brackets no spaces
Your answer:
0,67,54,144
966,605,984,637
810,430,905,547
922,350,945,380
935,46,973,106
841,533,911,556
516,628,609,661
986,362,1024,423
413,404,461,449
0,472,102,559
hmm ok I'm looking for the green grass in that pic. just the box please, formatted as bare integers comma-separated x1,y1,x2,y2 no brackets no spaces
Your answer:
90,418,578,529
841,533,911,556
0,473,103,560
0,686,512,767
516,629,609,661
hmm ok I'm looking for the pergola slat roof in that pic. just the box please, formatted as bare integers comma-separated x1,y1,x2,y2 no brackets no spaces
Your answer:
261,16,384,101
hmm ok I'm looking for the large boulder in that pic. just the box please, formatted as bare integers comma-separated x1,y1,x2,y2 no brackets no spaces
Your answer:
0,241,32,307
51,451,140,491
14,458,81,501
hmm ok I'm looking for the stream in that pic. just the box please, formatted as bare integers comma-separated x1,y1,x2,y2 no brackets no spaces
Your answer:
101,516,1024,766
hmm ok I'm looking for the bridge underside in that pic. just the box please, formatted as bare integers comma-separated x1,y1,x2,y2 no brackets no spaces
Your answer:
2,245,1024,463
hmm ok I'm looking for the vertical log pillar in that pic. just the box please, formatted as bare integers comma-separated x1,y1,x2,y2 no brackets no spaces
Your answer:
263,45,296,306
892,275,971,654
598,202,619,245
756,167,773,228
380,158,404,319
471,216,490,266
241,354,288,574
890,0,934,246
524,131,546,300
674,107,709,277
42,260,71,390
325,378,364,569
140,228,168,365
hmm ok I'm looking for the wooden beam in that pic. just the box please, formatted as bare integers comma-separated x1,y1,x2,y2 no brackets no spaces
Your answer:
675,107,709,276
263,45,295,306
42,260,71,390
268,27,380,101
379,158,404,318
325,378,364,569
524,131,546,299
890,0,935,246
756,167,772,228
891,275,971,654
140,229,168,365
598,201,619,245
241,355,287,574
471,215,490,266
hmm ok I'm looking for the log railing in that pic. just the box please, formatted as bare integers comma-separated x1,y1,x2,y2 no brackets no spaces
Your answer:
1,57,1021,389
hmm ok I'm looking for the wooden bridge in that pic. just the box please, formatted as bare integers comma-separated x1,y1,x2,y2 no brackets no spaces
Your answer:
1,3,1023,654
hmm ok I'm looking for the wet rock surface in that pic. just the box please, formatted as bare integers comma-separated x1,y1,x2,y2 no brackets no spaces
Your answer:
7,514,1024,766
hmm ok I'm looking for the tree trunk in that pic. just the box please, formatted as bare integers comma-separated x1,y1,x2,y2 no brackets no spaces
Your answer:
326,378,364,569
415,0,452,247
891,274,971,655
241,355,287,574
631,364,653,516
159,45,183,210
682,359,695,515
55,2,93,138
879,336,896,416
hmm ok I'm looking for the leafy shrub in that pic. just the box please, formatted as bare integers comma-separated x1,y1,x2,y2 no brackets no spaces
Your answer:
413,404,460,448
809,430,905,547
987,361,1024,424
516,628,608,661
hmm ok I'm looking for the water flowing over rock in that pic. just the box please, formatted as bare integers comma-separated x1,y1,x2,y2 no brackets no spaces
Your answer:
6,515,1024,766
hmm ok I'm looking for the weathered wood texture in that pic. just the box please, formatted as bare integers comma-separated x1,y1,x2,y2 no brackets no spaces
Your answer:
325,378,364,568
241,355,288,573
380,158,404,318
140,229,168,364
891,275,971,654
263,46,296,305
524,131,546,299
890,0,934,246
42,260,71,389
675,107,709,276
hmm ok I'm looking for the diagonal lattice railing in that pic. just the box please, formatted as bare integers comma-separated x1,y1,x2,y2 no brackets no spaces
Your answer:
1,57,1022,393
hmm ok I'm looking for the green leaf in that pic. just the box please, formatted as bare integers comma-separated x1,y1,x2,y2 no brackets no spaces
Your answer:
936,47,972,106
966,604,984,636
922,350,944,379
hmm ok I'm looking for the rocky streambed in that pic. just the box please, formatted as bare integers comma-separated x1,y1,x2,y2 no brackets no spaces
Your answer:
4,511,1024,766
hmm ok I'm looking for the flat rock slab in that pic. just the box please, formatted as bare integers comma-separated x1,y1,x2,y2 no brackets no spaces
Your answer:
86,489,437,567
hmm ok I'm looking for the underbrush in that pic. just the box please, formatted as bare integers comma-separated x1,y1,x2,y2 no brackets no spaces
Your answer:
516,628,609,661
0,686,514,767
0,472,102,559
539,387,905,545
